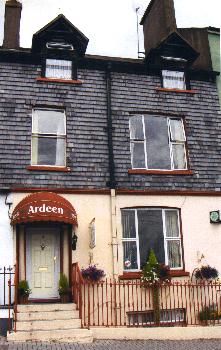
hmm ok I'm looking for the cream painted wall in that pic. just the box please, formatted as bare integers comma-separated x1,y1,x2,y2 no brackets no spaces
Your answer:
12,193,113,277
116,195,221,276
11,192,221,279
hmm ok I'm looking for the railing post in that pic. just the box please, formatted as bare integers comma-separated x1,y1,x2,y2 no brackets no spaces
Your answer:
88,282,90,329
8,279,11,333
79,281,83,328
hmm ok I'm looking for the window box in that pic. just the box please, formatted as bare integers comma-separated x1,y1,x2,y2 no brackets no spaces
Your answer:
119,270,190,280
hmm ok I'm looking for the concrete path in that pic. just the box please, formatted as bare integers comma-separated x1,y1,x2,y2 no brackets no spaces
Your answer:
0,339,221,350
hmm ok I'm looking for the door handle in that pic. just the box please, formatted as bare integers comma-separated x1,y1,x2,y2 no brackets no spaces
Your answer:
54,256,57,263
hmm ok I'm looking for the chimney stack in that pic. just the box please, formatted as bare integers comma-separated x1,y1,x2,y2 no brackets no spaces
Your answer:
140,0,177,58
3,0,22,49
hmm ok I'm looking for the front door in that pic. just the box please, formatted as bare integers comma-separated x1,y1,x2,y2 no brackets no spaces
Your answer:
26,227,60,299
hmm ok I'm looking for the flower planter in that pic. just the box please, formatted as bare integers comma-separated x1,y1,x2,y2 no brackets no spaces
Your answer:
19,295,29,304
60,294,70,303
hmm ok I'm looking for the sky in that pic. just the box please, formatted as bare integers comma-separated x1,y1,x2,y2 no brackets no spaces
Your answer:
0,0,220,59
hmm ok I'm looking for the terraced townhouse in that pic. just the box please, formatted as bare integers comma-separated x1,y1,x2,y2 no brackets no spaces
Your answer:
0,0,220,342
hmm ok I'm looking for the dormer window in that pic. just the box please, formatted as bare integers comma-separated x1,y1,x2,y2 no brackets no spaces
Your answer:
46,41,74,50
162,70,186,90
45,59,72,80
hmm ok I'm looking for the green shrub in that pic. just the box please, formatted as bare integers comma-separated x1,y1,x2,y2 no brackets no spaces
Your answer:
199,306,220,321
58,273,69,295
18,280,31,296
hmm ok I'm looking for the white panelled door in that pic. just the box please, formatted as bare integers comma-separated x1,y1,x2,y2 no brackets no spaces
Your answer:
27,228,60,299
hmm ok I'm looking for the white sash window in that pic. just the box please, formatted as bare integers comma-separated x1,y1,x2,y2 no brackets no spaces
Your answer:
45,59,72,80
130,115,187,170
162,70,186,90
31,109,66,166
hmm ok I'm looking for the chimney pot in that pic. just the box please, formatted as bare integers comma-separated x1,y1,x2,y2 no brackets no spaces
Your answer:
3,0,22,49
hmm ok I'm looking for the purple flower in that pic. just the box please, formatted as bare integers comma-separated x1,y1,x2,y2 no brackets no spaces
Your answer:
81,265,106,282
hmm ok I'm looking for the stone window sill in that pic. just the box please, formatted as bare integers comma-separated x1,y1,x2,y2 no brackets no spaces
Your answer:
119,271,190,280
156,87,197,94
128,169,193,175
36,77,83,85
27,165,71,172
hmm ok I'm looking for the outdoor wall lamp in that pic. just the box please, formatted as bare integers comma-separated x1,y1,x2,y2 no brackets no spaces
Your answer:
72,232,78,250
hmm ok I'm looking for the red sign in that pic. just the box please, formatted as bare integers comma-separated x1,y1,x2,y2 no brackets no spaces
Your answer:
11,192,78,226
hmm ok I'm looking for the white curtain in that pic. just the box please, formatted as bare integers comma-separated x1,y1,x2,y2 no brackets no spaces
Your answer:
162,70,186,90
46,59,72,80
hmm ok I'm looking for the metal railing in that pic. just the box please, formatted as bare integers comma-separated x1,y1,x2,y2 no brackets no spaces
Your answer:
7,264,18,333
71,270,221,329
0,266,14,307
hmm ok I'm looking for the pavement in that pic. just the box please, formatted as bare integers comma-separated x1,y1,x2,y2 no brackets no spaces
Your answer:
0,339,221,350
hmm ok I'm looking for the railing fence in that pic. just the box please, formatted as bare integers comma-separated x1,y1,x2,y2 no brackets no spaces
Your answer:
72,269,221,329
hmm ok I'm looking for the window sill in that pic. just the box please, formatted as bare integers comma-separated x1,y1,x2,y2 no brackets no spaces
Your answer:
128,169,193,175
27,165,71,172
119,271,190,280
156,87,197,94
36,77,83,85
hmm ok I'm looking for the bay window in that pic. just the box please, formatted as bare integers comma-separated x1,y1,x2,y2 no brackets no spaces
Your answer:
130,115,187,170
122,208,183,271
31,109,66,166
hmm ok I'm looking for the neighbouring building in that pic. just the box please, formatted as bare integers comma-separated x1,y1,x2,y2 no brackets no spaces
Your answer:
0,0,221,340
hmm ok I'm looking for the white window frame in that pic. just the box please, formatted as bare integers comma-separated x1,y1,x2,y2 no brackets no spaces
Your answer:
31,108,66,167
162,70,186,90
129,115,187,171
45,59,73,80
130,116,147,169
122,208,183,272
168,118,187,170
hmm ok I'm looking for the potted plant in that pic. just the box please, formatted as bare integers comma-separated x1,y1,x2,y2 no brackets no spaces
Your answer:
141,250,171,326
18,280,31,304
58,273,70,303
198,305,220,325
194,265,219,281
81,265,105,282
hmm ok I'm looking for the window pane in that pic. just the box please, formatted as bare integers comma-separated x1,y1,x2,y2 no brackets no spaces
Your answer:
123,241,138,270
32,137,65,166
167,240,182,268
122,210,136,238
165,211,179,237
172,144,186,169
130,116,144,139
162,70,186,90
33,110,65,135
131,142,145,168
170,119,185,141
145,116,171,169
46,59,72,80
137,210,165,267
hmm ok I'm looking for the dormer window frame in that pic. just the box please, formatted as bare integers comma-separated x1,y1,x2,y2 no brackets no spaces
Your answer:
160,55,191,91
41,46,78,81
